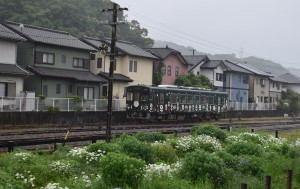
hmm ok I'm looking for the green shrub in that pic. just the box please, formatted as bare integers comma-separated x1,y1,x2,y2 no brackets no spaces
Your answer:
0,169,24,189
99,152,145,188
47,106,60,112
118,135,155,163
179,149,228,187
226,141,264,157
135,132,166,143
152,142,177,163
190,124,227,141
87,141,121,154
235,156,265,177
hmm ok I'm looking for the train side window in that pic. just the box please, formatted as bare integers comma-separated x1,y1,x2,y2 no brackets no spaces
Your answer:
170,93,177,104
187,94,193,104
201,95,207,104
194,95,200,104
179,94,186,103
159,93,164,103
141,92,148,101
134,92,140,101
127,92,133,101
209,96,214,104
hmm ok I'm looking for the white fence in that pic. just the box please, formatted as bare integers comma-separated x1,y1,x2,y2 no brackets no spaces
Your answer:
0,97,278,112
0,97,126,112
227,102,277,111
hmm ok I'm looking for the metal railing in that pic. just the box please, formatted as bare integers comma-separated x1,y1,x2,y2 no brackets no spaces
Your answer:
0,97,126,112
0,96,277,112
228,102,277,111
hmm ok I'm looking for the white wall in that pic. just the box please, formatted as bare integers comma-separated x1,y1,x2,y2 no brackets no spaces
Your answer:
0,41,17,64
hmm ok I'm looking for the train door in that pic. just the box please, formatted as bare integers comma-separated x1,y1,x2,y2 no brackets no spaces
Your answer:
201,95,208,110
170,93,178,112
179,93,187,111
194,95,200,111
153,90,165,113
208,95,214,111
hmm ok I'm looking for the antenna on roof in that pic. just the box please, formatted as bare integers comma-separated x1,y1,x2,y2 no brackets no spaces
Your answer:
19,24,24,32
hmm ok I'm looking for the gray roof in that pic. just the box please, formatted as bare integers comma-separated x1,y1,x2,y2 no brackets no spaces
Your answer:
0,63,30,76
4,21,95,51
201,60,223,69
278,73,300,84
270,76,287,83
145,47,189,65
242,57,289,76
0,24,26,41
82,37,157,59
236,62,272,77
223,60,252,74
184,55,208,65
27,66,106,83
98,72,133,82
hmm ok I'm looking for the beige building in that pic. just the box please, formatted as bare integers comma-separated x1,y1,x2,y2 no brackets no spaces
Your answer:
82,37,157,99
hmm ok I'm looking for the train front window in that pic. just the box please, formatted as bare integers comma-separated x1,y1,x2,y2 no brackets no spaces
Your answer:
127,92,133,101
141,92,148,101
134,92,140,101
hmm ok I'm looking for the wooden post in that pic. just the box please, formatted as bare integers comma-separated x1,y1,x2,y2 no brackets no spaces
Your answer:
241,183,247,189
251,128,254,133
7,141,14,152
275,130,279,138
92,137,97,143
287,169,293,189
266,176,271,189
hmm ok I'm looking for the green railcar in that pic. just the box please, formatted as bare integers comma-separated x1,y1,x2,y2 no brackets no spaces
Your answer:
126,85,228,121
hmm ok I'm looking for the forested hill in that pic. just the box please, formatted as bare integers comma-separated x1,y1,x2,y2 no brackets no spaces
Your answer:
0,0,153,47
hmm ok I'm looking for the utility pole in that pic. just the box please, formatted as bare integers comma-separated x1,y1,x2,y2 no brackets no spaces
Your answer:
101,3,127,142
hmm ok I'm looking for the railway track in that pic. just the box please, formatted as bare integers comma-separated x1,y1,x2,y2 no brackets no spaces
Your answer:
1,117,300,152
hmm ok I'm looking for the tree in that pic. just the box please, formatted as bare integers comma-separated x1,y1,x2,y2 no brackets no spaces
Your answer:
153,62,164,85
175,73,212,89
0,0,153,48
277,89,300,114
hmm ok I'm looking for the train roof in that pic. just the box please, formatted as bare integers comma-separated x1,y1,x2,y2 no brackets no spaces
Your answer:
127,85,227,95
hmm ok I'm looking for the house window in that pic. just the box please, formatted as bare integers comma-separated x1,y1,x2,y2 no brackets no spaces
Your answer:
56,84,61,94
0,83,16,97
167,65,171,76
42,85,48,97
161,65,166,75
216,73,223,81
61,55,66,64
243,75,248,84
68,85,72,93
102,86,108,97
73,58,84,68
35,51,55,64
77,86,94,99
129,60,137,72
260,79,265,86
97,58,102,68
175,67,179,76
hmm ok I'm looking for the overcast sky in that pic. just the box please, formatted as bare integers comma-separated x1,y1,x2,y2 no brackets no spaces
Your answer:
113,0,300,68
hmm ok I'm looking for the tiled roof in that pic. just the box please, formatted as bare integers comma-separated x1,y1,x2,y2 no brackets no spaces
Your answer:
270,76,287,83
144,47,179,59
82,37,157,59
278,73,300,84
27,66,107,83
223,60,252,74
0,24,26,41
4,21,95,51
236,62,272,77
184,55,208,65
201,60,223,69
98,72,133,82
0,63,30,76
